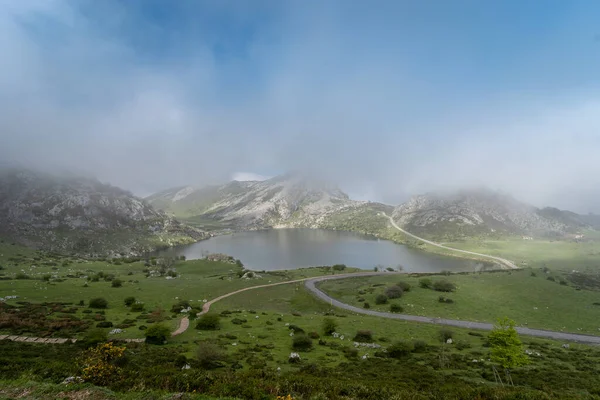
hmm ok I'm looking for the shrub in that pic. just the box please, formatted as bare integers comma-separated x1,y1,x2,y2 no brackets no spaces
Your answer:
530,271,537,277
322,317,337,336
419,278,433,289
433,280,456,292
196,342,225,369
456,340,472,350
438,296,454,304
139,325,147,330
375,294,388,305
130,302,144,312
332,264,346,271
89,298,108,309
385,286,403,299
396,281,411,292
171,300,191,313
15,272,30,280
342,346,359,359
363,302,371,309
292,334,313,351
111,279,123,288
124,297,136,307
288,324,305,333
144,323,171,344
83,329,108,346
42,274,51,282
308,331,320,339
388,340,414,358
559,279,568,286
231,318,247,325
353,330,373,342
547,276,556,282
195,314,220,330
96,321,113,328
390,303,404,313
439,328,454,342
412,339,428,353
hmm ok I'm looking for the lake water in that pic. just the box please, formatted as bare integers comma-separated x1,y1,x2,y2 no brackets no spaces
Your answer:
156,229,485,272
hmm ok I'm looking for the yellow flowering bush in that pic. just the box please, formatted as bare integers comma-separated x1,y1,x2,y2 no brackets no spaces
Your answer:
80,342,126,385
276,395,294,400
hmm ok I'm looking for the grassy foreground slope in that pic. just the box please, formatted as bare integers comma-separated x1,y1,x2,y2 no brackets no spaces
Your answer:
4,242,600,398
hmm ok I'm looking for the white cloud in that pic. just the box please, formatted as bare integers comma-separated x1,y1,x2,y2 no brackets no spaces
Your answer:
231,172,270,182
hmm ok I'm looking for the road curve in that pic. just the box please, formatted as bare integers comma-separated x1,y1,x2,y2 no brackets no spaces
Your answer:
305,273,600,345
382,213,519,270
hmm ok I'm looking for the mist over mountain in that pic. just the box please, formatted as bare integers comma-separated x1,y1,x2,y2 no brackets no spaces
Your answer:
1,2,600,213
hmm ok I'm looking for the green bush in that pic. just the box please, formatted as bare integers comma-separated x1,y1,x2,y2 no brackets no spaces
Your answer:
363,302,371,309
130,302,145,312
15,272,30,280
145,323,171,344
124,296,136,306
308,331,320,339
83,328,108,346
390,303,404,313
385,286,403,299
332,264,346,271
231,318,247,325
353,330,373,342
96,321,113,328
439,328,454,342
396,281,411,292
111,279,123,288
171,300,191,313
412,339,428,353
292,333,313,351
322,317,337,336
375,294,388,305
89,297,108,309
41,274,51,282
195,314,220,330
196,342,225,369
388,340,414,358
419,278,432,289
433,279,456,292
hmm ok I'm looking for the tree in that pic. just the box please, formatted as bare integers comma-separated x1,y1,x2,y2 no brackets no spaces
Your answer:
144,323,171,345
488,317,529,385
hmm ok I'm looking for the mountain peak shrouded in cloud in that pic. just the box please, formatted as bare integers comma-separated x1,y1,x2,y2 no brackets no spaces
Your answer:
1,1,600,212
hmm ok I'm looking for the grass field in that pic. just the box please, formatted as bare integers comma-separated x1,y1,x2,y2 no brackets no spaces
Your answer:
318,268,600,334
5,239,600,398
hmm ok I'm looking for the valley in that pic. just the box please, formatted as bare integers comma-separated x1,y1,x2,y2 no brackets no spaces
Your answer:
3,169,600,399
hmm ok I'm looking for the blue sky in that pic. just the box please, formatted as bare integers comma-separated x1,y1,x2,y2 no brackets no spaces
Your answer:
1,1,600,211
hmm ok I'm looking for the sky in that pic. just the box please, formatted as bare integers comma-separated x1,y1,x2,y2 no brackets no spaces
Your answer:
1,1,600,212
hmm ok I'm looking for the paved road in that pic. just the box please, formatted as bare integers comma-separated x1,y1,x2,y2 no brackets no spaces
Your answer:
382,213,519,270
305,273,600,345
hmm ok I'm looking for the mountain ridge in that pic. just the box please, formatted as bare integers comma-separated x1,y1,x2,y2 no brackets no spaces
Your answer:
148,176,593,240
0,168,206,256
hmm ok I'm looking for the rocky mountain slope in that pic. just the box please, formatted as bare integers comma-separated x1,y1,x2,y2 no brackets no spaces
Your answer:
147,174,393,232
150,177,593,240
391,188,587,239
0,169,205,256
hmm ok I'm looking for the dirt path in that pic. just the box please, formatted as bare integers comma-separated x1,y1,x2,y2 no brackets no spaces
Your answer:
171,316,190,336
305,273,600,345
382,213,519,269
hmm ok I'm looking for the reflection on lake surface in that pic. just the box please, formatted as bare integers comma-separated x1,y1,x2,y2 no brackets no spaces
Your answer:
156,229,486,272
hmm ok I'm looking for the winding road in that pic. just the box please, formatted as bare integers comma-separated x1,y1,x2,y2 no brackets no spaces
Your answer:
304,273,600,345
381,213,519,269
170,215,596,344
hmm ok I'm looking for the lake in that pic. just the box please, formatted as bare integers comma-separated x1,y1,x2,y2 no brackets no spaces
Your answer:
156,229,486,272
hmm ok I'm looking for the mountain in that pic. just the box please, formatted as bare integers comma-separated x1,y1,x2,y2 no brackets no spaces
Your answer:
391,188,588,239
147,174,394,233
0,169,205,256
